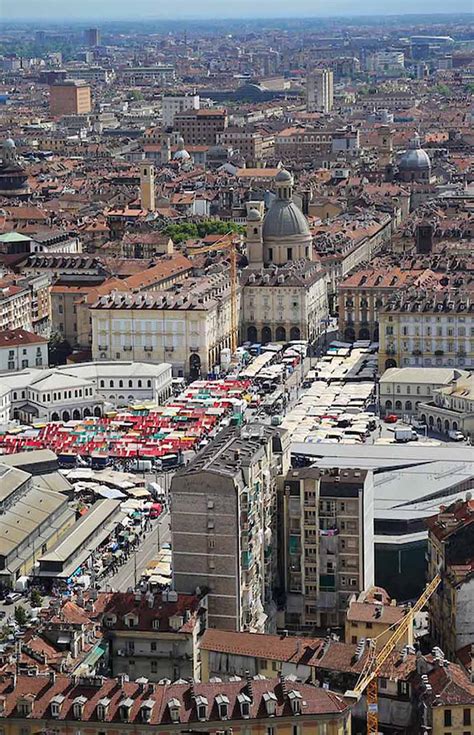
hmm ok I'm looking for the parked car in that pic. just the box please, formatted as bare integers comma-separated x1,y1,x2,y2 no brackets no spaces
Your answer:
5,592,22,604
383,414,398,424
448,430,465,442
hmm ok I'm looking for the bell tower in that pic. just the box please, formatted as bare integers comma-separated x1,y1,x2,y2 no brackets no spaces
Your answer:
139,161,155,212
246,203,264,267
161,135,171,164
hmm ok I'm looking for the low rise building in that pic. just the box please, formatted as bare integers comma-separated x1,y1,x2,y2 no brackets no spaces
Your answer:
281,467,374,630
97,590,207,682
0,328,48,372
171,424,290,633
37,499,126,586
379,366,469,419
412,654,474,735
345,587,412,649
0,671,352,733
199,628,324,682
0,462,75,586
418,373,474,439
0,361,172,421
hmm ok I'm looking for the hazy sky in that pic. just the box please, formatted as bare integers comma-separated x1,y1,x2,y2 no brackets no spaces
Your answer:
3,0,473,20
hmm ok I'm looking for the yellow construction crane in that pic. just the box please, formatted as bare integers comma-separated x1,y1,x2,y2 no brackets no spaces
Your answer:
186,235,239,354
345,573,441,734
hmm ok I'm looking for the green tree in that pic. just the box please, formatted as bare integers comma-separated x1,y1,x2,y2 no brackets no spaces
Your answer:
436,83,451,97
14,605,28,627
48,332,72,366
162,219,244,244
30,589,42,608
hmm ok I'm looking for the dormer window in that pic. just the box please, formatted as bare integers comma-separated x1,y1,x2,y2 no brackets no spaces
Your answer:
168,698,181,723
141,700,154,722
195,695,208,721
73,696,87,720
215,694,230,720
50,694,65,718
119,698,134,722
237,692,251,718
288,689,302,715
103,614,117,627
124,614,138,628
152,618,160,630
263,691,277,716
18,698,33,717
97,697,110,721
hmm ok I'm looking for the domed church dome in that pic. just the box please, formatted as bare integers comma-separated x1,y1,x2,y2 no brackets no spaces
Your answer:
173,137,191,162
398,133,431,183
261,169,313,266
263,169,311,240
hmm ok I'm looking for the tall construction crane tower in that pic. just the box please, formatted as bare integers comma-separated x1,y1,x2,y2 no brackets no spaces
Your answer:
345,573,442,734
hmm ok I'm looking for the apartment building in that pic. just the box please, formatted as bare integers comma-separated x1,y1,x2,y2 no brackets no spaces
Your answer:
174,108,228,145
0,281,32,332
281,467,374,630
378,291,474,372
171,424,290,633
162,93,200,128
0,671,352,734
99,590,206,682
426,497,474,660
275,126,333,163
306,68,334,113
50,80,92,116
90,272,238,378
119,65,175,85
216,128,266,163
337,267,439,343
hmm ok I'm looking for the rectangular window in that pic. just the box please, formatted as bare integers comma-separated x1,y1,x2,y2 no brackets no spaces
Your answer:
463,709,471,726
444,709,452,727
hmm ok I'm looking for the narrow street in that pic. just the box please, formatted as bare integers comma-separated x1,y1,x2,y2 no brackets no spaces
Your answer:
100,511,171,592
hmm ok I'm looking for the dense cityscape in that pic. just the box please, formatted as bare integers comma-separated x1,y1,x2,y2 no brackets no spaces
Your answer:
0,8,473,734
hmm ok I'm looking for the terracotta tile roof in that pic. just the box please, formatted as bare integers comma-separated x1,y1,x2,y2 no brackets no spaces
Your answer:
122,253,193,290
200,629,324,664
346,601,406,626
236,168,281,178
48,600,96,627
0,673,349,725
413,661,474,706
313,641,417,680
93,591,202,633
425,499,474,542
0,328,47,347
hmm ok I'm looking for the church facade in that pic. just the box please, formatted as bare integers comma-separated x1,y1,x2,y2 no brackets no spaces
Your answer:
241,169,328,345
